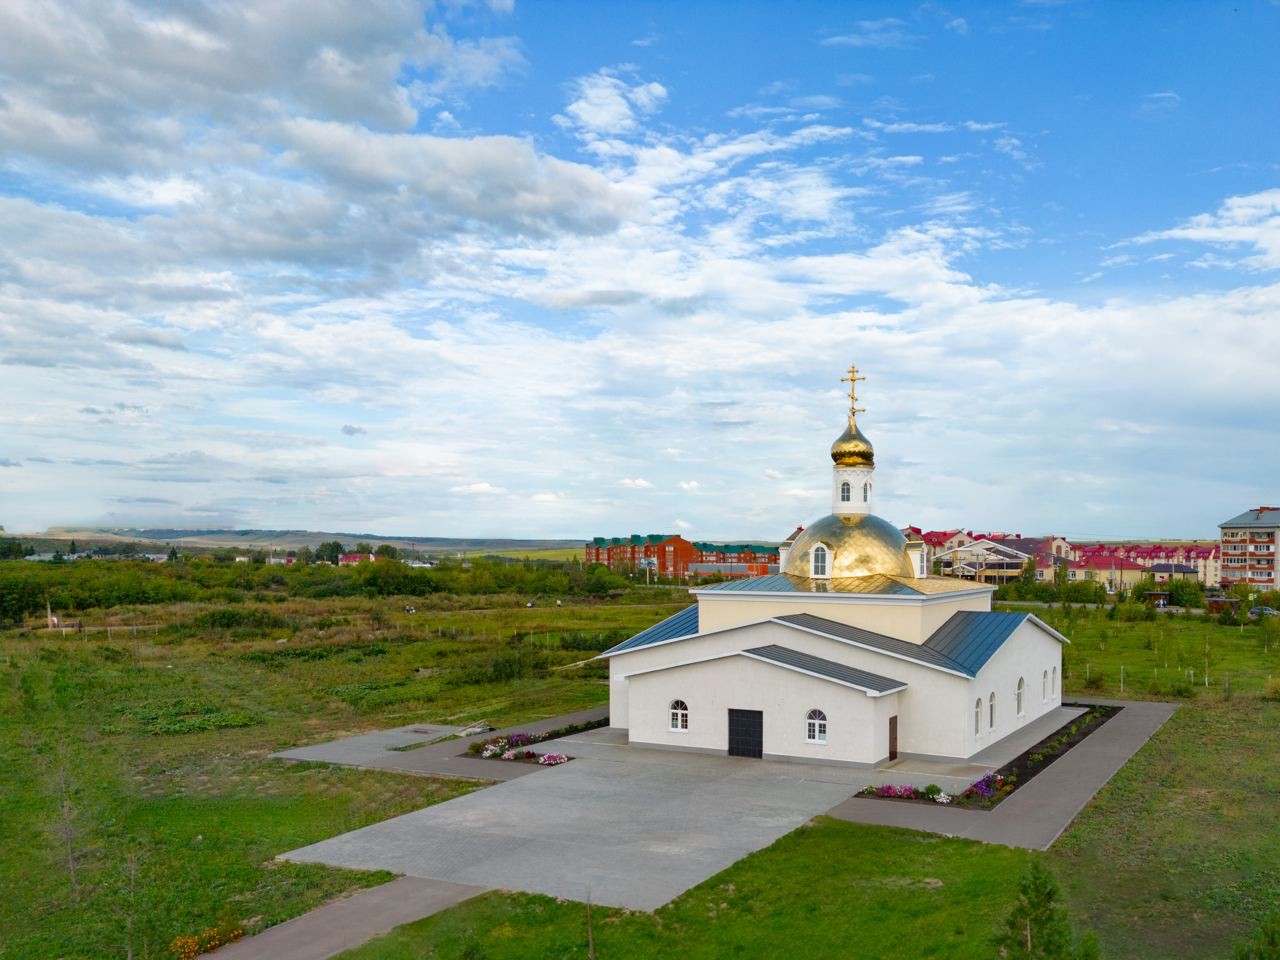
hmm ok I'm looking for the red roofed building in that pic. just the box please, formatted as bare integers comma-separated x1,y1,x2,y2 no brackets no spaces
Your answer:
1071,542,1220,585
1058,556,1148,592
339,552,376,566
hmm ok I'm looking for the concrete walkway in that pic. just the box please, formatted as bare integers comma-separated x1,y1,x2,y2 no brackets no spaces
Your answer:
827,698,1177,849
209,876,486,960
280,729,983,912
272,706,609,782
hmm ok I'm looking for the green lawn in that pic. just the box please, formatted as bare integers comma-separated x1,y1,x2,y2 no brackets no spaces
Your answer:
8,593,1280,959
336,819,1034,960
0,596,687,959
341,607,1280,960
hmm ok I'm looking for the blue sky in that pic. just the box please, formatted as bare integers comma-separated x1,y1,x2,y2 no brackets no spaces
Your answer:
2,1,1279,542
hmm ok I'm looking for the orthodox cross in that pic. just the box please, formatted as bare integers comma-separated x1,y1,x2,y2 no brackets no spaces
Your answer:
841,363,866,417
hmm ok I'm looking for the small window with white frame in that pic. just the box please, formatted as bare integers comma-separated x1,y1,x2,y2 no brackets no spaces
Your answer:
1042,670,1048,701
806,708,827,743
974,698,982,736
840,481,851,502
988,692,996,729
811,544,828,577
1016,677,1025,716
669,699,689,731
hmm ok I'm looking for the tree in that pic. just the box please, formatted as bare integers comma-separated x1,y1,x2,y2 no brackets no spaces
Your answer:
315,541,345,564
995,860,1097,959
1020,559,1037,587
166,546,179,563
1052,559,1068,592
1166,578,1203,609
69,539,77,554
374,543,399,560
354,541,373,555
295,545,314,566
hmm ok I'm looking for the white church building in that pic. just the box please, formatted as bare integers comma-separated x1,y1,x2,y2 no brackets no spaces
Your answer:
600,365,1067,767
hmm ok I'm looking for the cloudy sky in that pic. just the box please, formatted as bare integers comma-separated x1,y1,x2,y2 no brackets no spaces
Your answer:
1,1,1278,541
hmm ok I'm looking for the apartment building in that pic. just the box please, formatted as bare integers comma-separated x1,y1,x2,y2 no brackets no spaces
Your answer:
1220,507,1280,590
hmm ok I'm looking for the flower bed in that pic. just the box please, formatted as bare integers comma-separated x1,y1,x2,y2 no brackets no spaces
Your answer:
466,717,607,765
858,703,1119,811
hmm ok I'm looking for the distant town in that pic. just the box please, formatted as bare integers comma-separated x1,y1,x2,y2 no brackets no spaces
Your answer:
585,505,1279,596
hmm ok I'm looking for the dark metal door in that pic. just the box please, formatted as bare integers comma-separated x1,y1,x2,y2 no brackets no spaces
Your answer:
888,715,899,761
728,709,763,758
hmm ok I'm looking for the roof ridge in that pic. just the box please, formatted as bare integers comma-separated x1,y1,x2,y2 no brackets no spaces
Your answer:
774,611,971,675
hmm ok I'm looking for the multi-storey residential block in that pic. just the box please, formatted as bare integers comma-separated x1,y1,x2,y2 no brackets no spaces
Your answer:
1220,508,1280,590
584,535,782,580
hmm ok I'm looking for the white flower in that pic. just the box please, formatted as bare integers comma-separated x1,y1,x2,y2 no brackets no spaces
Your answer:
934,793,952,804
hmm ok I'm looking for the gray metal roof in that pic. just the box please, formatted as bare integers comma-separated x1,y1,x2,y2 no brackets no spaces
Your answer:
1220,508,1280,529
775,612,969,674
923,611,1031,675
698,573,924,596
600,604,698,655
743,644,906,694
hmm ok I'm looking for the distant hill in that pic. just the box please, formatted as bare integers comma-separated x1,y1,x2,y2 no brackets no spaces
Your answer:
14,526,584,553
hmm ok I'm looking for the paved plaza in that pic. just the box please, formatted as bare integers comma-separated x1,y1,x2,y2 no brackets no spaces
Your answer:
282,741,961,911
278,699,1172,912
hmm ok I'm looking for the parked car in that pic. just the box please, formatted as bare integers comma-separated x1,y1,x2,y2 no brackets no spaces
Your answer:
1249,606,1278,618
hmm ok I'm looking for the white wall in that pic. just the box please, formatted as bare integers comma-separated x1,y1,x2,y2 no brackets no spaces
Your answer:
627,655,896,764
611,618,970,758
965,621,1064,756
831,465,874,516
610,613,1066,763
693,593,991,644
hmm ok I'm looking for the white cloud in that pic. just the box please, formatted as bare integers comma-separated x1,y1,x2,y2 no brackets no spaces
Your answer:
450,481,507,495
822,19,913,49
865,119,953,134
946,18,969,34
1130,188,1280,271
558,70,668,136
1137,91,1181,117
673,518,692,529
2,4,1277,544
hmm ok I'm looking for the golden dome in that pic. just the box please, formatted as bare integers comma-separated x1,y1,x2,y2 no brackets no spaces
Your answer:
782,513,913,579
830,414,874,468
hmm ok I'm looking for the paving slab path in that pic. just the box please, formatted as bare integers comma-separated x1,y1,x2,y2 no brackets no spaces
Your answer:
827,698,1177,849
281,728,977,912
208,876,486,960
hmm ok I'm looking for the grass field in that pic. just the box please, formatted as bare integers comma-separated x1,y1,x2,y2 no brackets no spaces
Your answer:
335,819,1034,960
480,547,584,563
0,594,688,959
326,606,1280,960
7,589,1280,959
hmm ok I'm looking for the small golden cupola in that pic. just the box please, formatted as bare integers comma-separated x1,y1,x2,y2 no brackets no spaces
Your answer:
830,363,874,467
780,362,914,581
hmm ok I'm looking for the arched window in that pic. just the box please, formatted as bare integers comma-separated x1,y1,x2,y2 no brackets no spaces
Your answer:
1042,670,1048,701
863,482,870,502
811,544,828,577
1052,666,1058,695
988,692,996,730
840,481,851,502
974,698,982,736
806,709,828,743
669,699,688,731
1016,677,1025,716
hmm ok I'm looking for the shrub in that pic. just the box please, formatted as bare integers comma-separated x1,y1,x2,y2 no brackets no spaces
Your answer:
923,783,942,798
1082,671,1105,690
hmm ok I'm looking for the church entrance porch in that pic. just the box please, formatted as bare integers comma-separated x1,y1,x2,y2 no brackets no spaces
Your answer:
727,708,763,758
